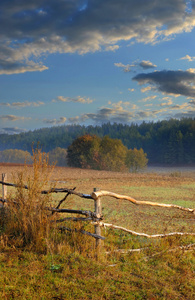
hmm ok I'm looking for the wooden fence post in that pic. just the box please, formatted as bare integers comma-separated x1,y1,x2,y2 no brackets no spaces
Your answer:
2,173,7,206
2,173,7,202
94,188,102,252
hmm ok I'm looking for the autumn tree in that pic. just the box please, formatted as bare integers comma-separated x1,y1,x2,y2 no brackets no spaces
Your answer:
126,148,148,172
67,134,128,171
67,134,101,169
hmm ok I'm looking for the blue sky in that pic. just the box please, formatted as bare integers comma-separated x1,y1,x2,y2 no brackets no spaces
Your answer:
0,0,195,134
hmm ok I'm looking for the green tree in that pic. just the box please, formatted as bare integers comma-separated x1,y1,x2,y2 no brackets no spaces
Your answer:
125,148,148,172
99,136,128,171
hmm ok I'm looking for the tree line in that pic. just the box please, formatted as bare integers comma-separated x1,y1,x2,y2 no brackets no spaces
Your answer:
0,118,194,165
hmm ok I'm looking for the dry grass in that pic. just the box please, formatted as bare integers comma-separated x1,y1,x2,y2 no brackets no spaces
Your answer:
0,162,195,299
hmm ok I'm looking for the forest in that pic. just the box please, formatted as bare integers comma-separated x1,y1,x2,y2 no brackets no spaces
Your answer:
0,118,194,165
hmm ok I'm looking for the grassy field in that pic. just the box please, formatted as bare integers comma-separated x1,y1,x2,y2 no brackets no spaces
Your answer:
0,163,195,299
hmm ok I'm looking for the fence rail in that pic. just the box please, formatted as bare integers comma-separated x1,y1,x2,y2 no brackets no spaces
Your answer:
0,173,195,252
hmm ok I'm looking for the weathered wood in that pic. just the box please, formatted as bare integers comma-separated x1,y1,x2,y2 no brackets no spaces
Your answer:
91,190,195,213
94,188,102,251
52,187,76,215
0,180,28,190
47,207,98,219
106,243,195,255
54,217,92,223
41,187,93,199
2,174,7,200
94,221,195,238
59,226,105,240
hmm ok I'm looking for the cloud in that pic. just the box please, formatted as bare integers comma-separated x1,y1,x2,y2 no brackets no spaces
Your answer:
139,95,157,102
187,68,195,73
141,86,153,93
180,54,195,61
0,127,26,134
173,110,195,118
0,101,44,107
105,45,119,51
139,60,157,69
115,60,157,72
189,99,195,105
43,117,67,125
1,1,195,74
68,105,163,124
133,70,195,98
68,116,80,124
114,63,134,72
52,96,94,104
128,88,135,92
159,98,173,106
0,115,31,121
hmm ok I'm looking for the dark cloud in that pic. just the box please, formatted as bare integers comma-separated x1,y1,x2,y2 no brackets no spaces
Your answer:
133,70,195,98
1,0,195,74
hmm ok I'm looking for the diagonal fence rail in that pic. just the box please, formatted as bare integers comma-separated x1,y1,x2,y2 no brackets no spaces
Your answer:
0,173,195,252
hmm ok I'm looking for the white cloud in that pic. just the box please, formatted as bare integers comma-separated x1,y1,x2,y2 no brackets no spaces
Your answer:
159,99,173,106
43,117,67,125
141,86,152,93
0,115,31,121
114,63,134,72
0,101,44,108
139,60,157,69
180,54,195,61
105,45,119,51
139,96,157,102
53,96,94,104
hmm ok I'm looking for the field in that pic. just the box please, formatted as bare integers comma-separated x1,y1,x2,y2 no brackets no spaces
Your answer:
0,164,195,299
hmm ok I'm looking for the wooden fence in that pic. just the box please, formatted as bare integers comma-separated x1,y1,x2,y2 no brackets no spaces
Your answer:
0,173,195,252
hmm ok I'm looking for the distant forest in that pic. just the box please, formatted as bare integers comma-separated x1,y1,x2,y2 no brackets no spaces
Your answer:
0,118,194,165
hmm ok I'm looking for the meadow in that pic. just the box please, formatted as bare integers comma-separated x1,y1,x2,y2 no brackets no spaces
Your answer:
0,163,194,299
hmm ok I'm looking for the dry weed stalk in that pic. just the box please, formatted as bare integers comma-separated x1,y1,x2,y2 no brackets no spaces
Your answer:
3,149,55,252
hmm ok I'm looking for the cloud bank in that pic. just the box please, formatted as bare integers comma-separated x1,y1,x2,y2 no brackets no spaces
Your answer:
1,0,195,74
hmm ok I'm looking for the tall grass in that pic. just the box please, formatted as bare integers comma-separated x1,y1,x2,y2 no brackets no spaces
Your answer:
1,149,55,252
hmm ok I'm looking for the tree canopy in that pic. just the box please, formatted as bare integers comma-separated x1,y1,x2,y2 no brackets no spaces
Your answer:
67,135,148,172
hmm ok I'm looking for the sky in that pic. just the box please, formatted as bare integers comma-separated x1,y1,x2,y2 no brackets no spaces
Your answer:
0,0,195,134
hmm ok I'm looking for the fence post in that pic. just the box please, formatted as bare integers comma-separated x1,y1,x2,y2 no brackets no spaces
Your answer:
94,188,102,252
2,173,7,205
